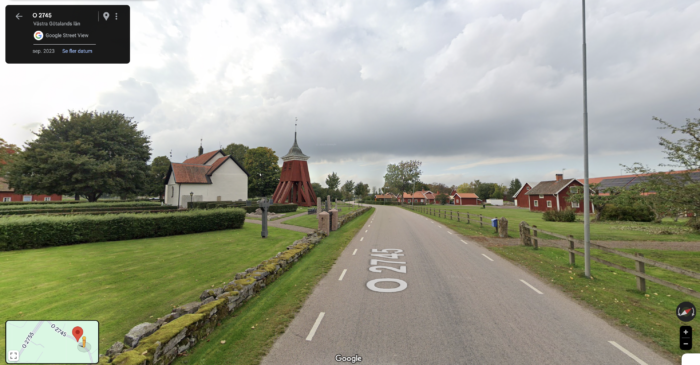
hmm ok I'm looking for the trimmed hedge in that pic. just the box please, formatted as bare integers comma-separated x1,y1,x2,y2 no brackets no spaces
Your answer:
0,205,177,216
189,200,298,214
0,199,155,206
542,208,576,222
601,204,654,222
0,208,246,251
0,201,162,211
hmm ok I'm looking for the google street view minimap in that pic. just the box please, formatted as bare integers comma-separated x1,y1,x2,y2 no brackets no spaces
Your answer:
6,321,98,363
2,0,700,364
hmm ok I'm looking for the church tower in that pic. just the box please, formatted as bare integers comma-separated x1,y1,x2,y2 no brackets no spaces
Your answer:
272,131,317,206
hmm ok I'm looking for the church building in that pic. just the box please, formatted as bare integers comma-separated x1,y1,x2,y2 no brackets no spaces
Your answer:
164,145,249,208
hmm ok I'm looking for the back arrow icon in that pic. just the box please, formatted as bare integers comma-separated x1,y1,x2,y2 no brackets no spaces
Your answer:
16,13,23,20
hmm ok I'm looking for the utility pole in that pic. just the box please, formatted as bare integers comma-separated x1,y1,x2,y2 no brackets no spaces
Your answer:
582,0,591,278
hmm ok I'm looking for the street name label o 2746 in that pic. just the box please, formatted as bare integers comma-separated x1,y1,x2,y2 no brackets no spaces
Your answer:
6,321,99,363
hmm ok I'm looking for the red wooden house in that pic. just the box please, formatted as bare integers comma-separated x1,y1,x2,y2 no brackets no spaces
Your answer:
453,192,481,205
525,174,591,213
512,183,532,208
0,177,62,202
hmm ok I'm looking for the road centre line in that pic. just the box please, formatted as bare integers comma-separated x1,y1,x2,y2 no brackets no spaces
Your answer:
482,254,494,261
360,237,364,241
519,279,543,294
608,341,648,365
461,240,468,245
353,249,357,255
339,269,347,281
306,312,325,341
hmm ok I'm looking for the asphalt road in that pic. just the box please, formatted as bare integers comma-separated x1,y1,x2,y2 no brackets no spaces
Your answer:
261,205,671,365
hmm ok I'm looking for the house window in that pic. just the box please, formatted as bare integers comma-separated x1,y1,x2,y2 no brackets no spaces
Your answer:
2,197,10,202
572,201,580,208
534,200,539,207
570,187,579,193
23,195,32,202
546,201,552,208
539,194,544,198
44,197,51,201
170,186,174,197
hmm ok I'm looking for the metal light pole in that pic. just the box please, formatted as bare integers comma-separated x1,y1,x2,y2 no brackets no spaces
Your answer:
582,0,591,278
189,192,193,209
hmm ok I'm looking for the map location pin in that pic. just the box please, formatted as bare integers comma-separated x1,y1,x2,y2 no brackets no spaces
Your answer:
103,12,110,21
72,327,83,342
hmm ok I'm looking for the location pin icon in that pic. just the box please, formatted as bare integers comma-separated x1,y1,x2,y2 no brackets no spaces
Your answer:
72,326,83,342
103,12,110,21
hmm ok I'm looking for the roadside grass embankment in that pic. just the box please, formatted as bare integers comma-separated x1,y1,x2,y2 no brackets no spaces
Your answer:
489,245,700,363
282,203,364,230
246,206,308,221
411,205,700,242
0,224,304,358
173,208,374,365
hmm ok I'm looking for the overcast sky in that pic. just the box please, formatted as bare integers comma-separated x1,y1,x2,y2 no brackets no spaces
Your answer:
2,0,699,190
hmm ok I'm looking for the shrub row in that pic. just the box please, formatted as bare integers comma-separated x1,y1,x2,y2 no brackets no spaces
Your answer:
601,204,654,222
188,201,298,214
0,199,155,206
0,201,162,211
0,208,246,251
0,205,177,216
542,208,577,222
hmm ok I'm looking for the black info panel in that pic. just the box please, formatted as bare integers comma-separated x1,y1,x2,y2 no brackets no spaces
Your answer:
6,5,130,64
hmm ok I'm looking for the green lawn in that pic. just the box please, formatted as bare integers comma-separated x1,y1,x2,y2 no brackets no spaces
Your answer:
282,204,364,230
245,207,307,221
411,205,700,241
173,208,374,365
0,225,305,358
489,245,700,362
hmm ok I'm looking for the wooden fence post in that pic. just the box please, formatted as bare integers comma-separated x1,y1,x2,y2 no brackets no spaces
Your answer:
635,253,646,292
457,212,460,222
532,225,538,250
568,235,575,266
479,215,483,228
450,211,453,220
467,213,470,224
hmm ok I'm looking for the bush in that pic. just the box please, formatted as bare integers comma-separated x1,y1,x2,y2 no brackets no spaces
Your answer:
0,201,162,211
601,204,654,222
0,205,177,216
542,208,576,222
0,208,246,251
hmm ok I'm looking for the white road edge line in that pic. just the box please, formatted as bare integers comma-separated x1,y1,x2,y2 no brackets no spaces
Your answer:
608,341,648,365
339,269,347,281
519,279,543,294
448,232,453,235
461,240,468,245
352,249,357,255
482,254,494,261
306,312,325,341
438,226,442,228
360,237,364,241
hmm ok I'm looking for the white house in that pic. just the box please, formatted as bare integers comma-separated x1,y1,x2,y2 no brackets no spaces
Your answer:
164,148,249,208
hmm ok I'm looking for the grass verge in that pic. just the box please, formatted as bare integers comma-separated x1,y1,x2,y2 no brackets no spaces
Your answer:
0,224,304,357
282,204,365,230
173,208,374,365
409,205,700,241
402,206,502,238
488,244,700,363
246,207,307,221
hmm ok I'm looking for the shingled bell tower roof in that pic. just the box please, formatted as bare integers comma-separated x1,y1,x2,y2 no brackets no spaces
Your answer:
281,132,310,162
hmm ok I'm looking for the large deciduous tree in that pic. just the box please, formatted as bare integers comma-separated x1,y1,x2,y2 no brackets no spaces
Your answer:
383,160,422,204
0,138,20,175
6,110,151,202
354,181,369,198
144,156,170,200
223,143,249,164
341,180,355,200
507,178,522,199
326,172,340,191
244,147,281,198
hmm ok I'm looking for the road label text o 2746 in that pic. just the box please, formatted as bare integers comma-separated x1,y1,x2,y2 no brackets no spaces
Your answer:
366,249,407,293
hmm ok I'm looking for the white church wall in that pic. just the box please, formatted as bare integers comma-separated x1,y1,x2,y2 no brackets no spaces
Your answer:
209,159,248,202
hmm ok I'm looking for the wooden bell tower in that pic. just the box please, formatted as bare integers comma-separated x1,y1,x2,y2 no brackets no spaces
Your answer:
272,131,317,206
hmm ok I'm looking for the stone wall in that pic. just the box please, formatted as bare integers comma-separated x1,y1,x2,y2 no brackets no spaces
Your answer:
98,207,372,365
98,232,325,365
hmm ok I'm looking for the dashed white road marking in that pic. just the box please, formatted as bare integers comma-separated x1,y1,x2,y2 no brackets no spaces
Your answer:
448,232,453,235
365,230,368,233
306,312,325,341
352,249,357,255
360,237,364,241
437,226,442,228
519,280,543,294
339,269,347,281
608,341,648,365
481,254,494,261
461,240,468,245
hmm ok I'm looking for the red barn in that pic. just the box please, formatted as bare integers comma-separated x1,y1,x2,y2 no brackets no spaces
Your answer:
0,177,62,202
512,183,532,208
525,174,591,213
454,192,480,205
